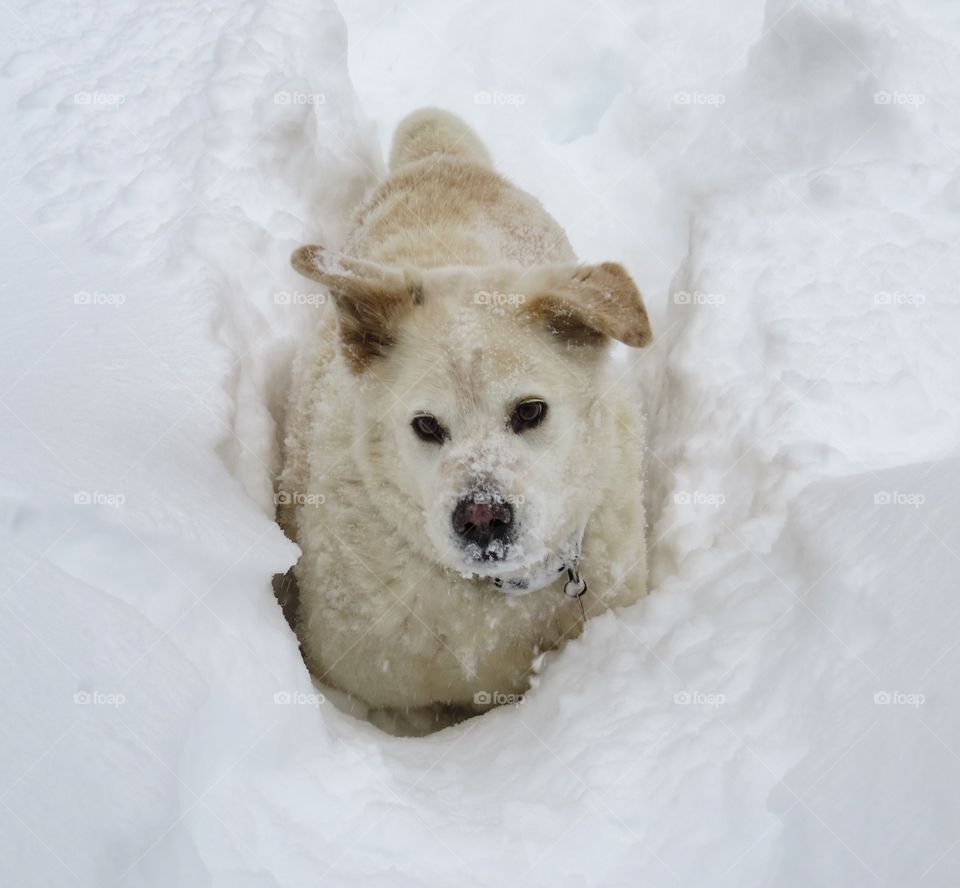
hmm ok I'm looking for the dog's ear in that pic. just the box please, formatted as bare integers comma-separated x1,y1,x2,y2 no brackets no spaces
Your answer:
291,245,420,372
524,262,652,348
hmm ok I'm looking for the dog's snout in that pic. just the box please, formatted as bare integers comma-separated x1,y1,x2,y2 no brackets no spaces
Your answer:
452,495,513,550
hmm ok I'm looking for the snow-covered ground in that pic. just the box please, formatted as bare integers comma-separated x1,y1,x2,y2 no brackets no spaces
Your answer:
2,0,959,884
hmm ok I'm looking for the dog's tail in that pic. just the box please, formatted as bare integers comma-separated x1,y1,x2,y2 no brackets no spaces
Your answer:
388,107,492,172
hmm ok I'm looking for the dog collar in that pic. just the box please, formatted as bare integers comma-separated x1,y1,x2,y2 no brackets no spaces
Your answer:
488,525,586,595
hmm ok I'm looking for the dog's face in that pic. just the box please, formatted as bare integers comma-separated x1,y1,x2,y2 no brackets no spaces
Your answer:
291,247,652,587
383,295,603,578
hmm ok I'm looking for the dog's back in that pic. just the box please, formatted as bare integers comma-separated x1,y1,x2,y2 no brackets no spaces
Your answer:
388,106,492,171
344,109,575,269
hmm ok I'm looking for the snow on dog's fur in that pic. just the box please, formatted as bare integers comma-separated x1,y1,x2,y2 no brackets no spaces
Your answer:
279,108,652,732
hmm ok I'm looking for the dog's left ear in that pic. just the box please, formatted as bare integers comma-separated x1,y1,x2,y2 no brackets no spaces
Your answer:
525,262,652,348
291,245,419,372
291,244,409,296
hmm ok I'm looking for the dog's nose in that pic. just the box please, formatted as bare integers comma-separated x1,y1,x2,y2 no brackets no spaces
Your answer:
452,496,513,549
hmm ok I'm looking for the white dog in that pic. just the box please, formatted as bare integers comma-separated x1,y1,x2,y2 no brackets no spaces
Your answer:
279,108,652,732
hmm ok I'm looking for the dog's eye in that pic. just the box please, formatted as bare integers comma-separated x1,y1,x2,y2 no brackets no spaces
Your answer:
510,399,548,434
411,414,448,444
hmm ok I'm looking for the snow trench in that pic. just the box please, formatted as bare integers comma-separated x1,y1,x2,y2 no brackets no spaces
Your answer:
2,0,959,885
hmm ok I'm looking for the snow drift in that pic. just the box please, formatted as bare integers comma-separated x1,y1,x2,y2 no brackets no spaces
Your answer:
2,0,959,885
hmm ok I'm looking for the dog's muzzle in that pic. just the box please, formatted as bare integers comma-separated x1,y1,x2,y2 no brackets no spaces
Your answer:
451,489,515,560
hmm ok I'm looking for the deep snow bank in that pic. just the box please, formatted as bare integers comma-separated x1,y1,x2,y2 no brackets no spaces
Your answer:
1,0,372,882
2,0,960,885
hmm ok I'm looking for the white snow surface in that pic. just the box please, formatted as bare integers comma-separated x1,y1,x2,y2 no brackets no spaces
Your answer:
3,0,960,885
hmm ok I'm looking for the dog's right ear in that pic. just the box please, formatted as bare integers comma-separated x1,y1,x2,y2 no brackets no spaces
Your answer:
290,245,419,372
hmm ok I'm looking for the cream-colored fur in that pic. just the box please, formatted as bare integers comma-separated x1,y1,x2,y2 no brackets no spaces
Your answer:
280,108,652,732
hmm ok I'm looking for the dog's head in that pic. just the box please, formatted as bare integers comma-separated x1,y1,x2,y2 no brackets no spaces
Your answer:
291,245,652,588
